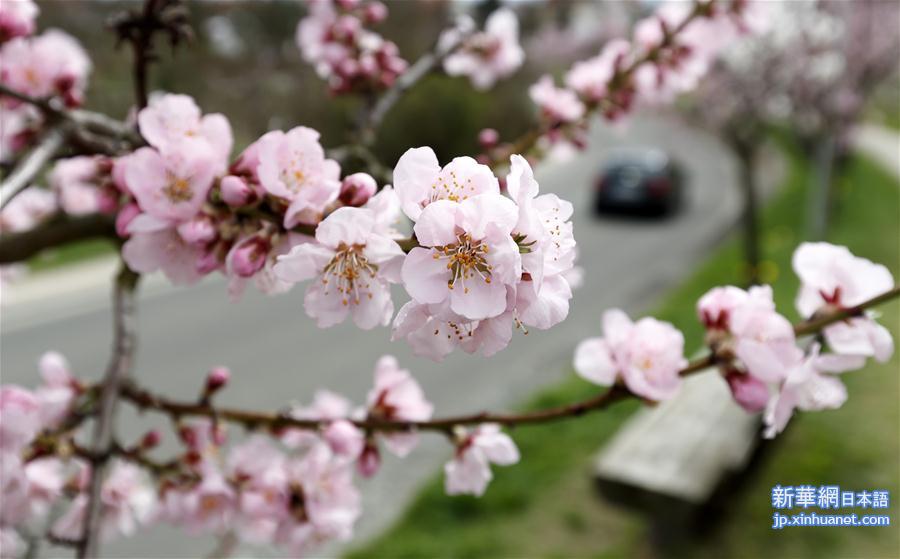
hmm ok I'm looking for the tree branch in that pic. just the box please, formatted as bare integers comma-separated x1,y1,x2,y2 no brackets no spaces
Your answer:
0,128,65,210
78,265,140,559
361,22,472,145
119,285,900,435
0,213,117,265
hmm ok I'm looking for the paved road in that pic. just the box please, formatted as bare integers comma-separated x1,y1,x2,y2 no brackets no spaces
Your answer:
1,113,755,558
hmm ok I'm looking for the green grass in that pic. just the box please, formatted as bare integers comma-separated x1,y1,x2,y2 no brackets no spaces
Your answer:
27,238,115,273
348,143,900,558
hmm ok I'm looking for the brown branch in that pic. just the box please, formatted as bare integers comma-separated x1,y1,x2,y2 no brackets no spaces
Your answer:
361,22,473,146
0,213,117,265
0,84,142,152
119,286,900,435
78,265,140,559
0,128,65,209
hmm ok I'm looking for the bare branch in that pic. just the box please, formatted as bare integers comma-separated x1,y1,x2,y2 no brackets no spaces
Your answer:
361,23,472,145
0,128,65,210
0,213,117,265
78,265,140,559
119,285,900,435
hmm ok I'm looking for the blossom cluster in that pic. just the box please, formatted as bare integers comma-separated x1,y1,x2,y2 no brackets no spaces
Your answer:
439,8,525,91
574,242,895,437
0,0,90,162
296,0,406,95
504,0,766,161
0,354,519,555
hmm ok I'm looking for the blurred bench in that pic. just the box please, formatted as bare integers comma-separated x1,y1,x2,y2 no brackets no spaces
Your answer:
593,371,764,544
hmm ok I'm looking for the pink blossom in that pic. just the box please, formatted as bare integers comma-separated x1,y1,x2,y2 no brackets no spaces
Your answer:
529,76,585,124
365,355,433,457
0,385,40,452
442,8,524,90
763,344,859,438
137,93,233,174
0,528,24,558
0,0,38,42
391,300,513,362
283,390,363,456
255,126,342,227
392,147,499,221
49,156,104,216
226,436,287,542
22,457,65,521
34,351,80,428
115,202,141,238
176,214,217,246
124,146,217,223
729,286,802,383
0,104,38,162
574,309,687,401
0,29,91,106
275,205,404,329
276,443,361,552
53,461,156,543
793,242,894,362
0,186,55,233
444,424,519,497
122,216,204,285
227,235,270,278
565,39,630,102
168,465,236,535
697,285,760,331
401,195,520,320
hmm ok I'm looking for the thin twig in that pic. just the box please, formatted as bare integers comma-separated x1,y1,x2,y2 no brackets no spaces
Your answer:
0,128,65,210
361,23,472,145
78,265,140,559
119,286,900,435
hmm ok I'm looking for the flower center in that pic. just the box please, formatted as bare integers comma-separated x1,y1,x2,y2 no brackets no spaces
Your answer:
433,233,492,293
430,170,477,204
163,176,193,203
322,243,378,306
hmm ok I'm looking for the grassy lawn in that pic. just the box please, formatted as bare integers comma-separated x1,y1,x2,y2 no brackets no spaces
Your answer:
348,143,900,558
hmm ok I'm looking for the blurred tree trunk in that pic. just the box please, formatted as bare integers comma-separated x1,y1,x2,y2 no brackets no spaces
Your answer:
806,133,837,240
734,141,761,285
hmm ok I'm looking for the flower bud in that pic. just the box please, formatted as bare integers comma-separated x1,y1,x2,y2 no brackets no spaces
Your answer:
228,236,270,278
478,128,499,149
220,175,255,207
140,430,161,450
205,366,231,393
115,203,141,238
96,187,120,214
339,172,377,207
724,370,770,413
364,2,388,24
176,215,217,246
196,249,222,275
357,441,381,478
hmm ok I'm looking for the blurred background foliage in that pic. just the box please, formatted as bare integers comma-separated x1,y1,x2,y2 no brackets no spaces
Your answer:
36,0,637,166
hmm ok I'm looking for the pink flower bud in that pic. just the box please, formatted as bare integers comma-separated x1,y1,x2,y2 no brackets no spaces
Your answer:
205,366,231,392
141,430,161,449
337,58,359,79
339,172,377,207
335,0,361,9
357,441,381,478
227,236,270,278
324,420,364,458
219,175,255,207
115,203,141,238
176,215,217,246
725,370,770,413
332,15,361,41
96,187,120,214
478,128,499,149
195,249,221,275
364,2,388,24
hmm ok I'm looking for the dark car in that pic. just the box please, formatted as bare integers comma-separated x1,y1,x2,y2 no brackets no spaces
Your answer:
593,149,684,217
